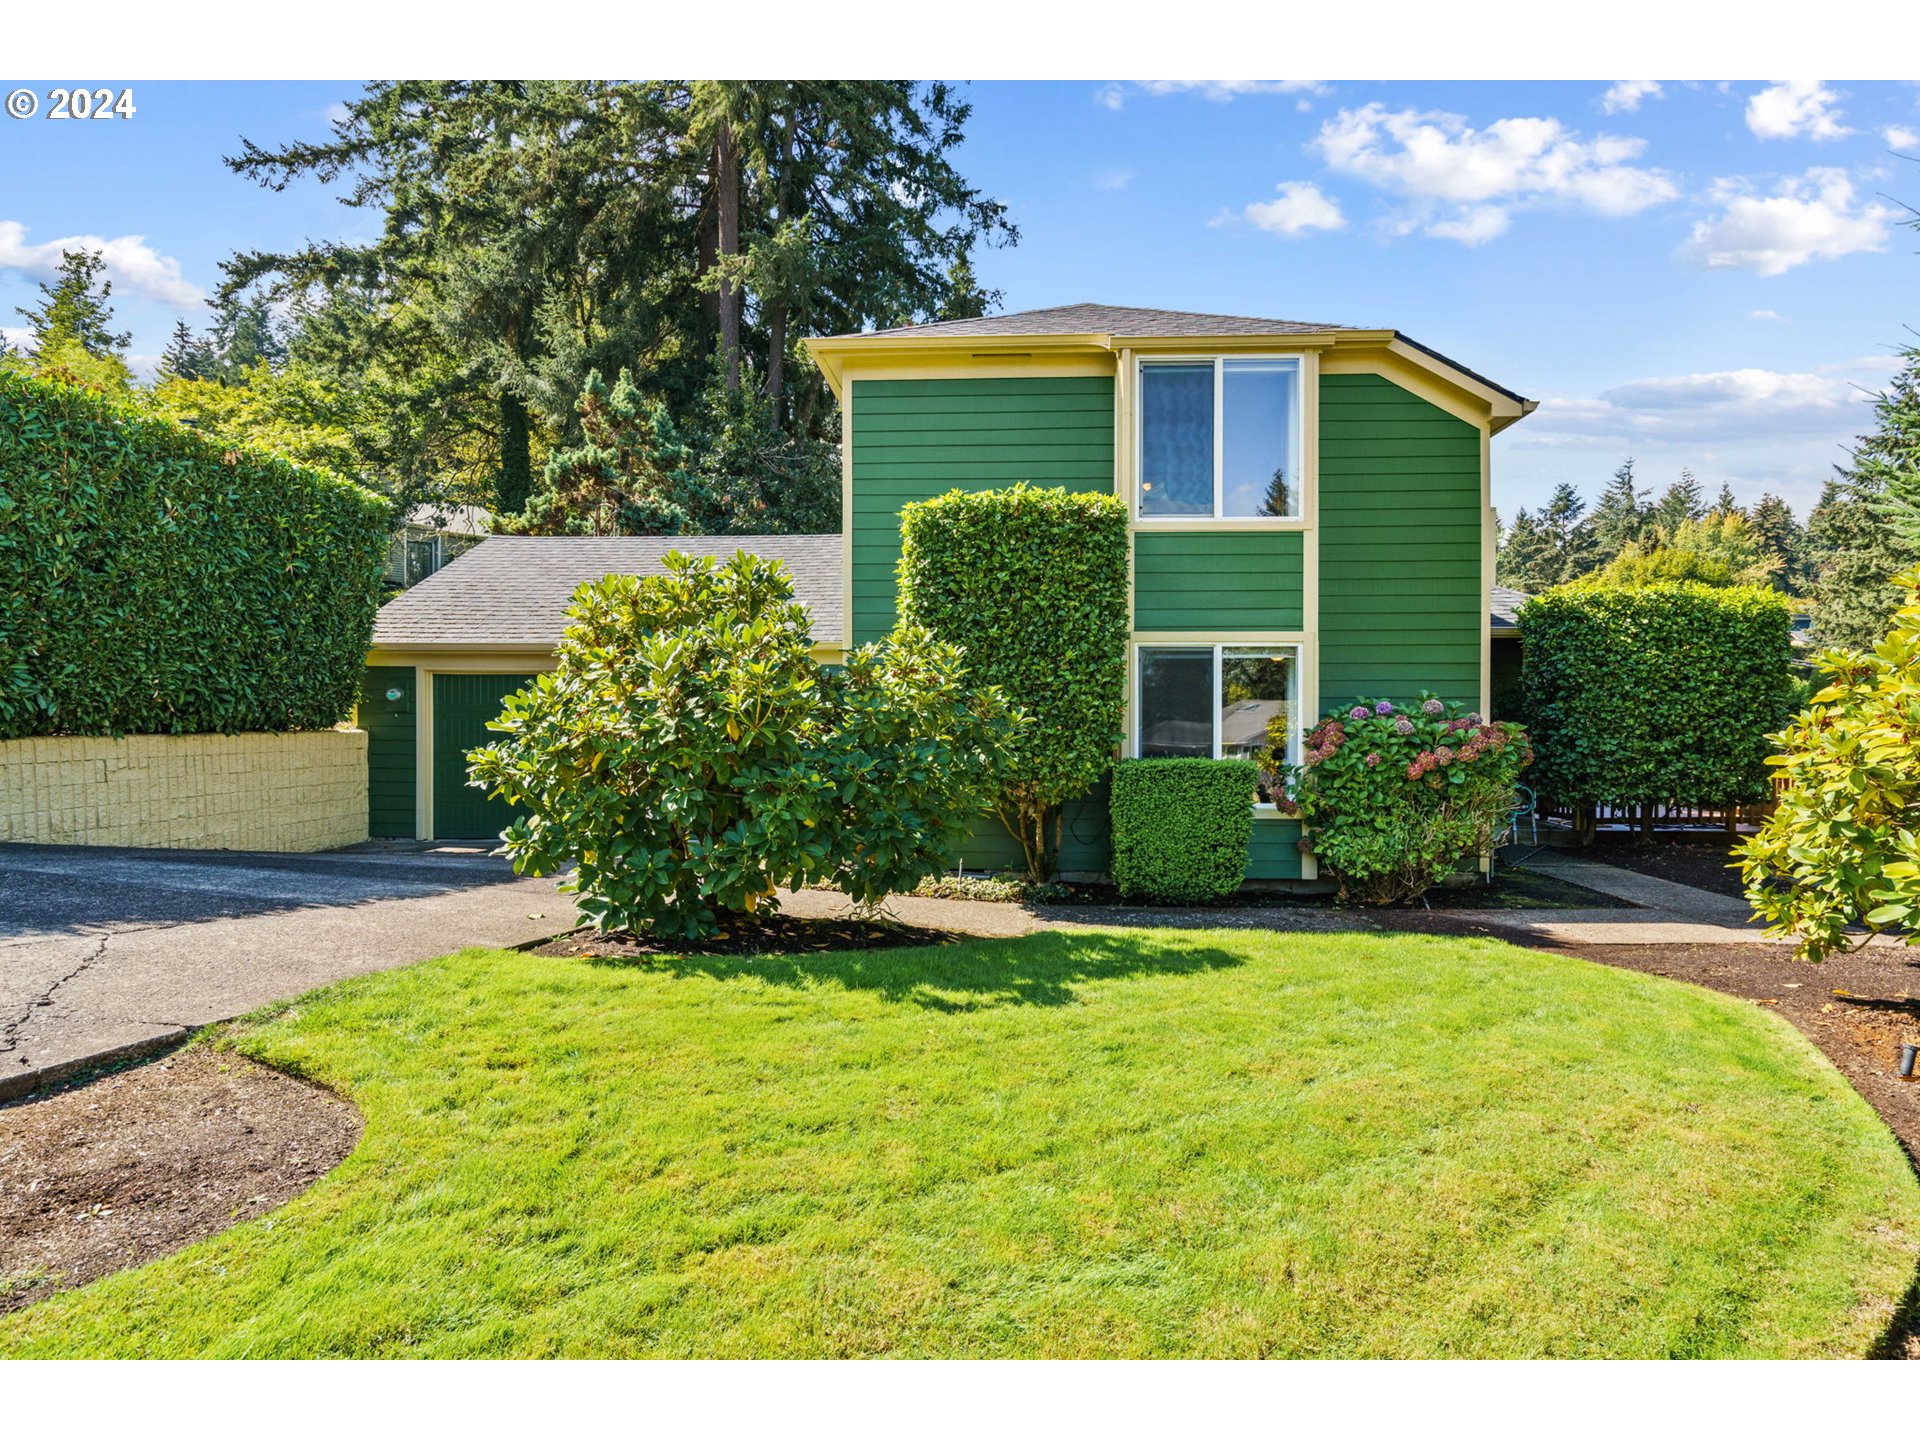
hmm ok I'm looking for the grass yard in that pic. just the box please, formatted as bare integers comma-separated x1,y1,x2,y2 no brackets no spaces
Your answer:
4,927,1917,1358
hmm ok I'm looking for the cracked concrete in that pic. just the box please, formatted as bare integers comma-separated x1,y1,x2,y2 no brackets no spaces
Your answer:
0,843,577,1098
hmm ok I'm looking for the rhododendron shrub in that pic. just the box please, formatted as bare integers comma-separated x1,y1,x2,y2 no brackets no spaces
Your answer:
1280,693,1532,905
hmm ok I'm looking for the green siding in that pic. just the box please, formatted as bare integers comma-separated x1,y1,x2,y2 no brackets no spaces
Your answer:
361,665,416,840
849,375,1114,645
1247,817,1307,881
431,672,535,840
1317,373,1484,710
1133,531,1304,631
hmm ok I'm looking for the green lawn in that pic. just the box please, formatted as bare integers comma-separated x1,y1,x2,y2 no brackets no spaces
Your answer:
5,928,1918,1358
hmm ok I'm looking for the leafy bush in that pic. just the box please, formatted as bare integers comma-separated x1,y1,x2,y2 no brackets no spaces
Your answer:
0,367,391,739
1109,758,1258,903
1285,695,1532,905
896,483,1131,880
1739,571,1920,960
1518,581,1794,828
467,550,1010,938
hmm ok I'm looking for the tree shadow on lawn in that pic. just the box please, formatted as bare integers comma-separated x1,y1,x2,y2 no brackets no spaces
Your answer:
598,930,1249,1012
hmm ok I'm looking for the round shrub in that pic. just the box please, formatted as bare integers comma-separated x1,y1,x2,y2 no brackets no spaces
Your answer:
467,550,1012,939
1286,694,1532,905
1109,758,1258,904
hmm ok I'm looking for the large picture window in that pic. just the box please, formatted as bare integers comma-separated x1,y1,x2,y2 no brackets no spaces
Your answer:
1138,357,1302,519
1135,643,1301,805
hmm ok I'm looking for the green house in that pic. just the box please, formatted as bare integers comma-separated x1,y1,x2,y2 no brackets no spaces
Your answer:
804,302,1534,883
363,303,1530,882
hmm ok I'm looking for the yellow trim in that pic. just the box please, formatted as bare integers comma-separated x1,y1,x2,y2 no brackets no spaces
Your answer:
1298,348,1321,881
840,377,855,649
1130,629,1310,645
810,342,1116,397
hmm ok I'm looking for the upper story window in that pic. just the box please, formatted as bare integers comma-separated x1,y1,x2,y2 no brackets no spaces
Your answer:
1138,357,1302,519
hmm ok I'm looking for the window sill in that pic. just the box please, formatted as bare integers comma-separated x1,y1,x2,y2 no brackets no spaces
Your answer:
1252,804,1299,822
1131,516,1308,531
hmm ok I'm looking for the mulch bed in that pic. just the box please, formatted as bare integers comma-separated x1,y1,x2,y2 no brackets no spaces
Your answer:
0,1046,361,1315
531,912,962,960
1040,864,1622,913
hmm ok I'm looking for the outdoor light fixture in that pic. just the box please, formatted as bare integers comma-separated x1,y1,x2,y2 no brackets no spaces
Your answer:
386,687,404,701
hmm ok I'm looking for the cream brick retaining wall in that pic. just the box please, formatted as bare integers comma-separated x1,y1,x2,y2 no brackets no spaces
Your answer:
0,729,369,852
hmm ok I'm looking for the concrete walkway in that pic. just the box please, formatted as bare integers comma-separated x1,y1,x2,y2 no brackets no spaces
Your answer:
0,844,576,1099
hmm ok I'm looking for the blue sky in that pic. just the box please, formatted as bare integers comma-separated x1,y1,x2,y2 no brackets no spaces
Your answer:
3,79,1916,520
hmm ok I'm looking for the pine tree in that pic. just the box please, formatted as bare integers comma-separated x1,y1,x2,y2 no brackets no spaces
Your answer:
1589,458,1648,562
1257,467,1291,518
1496,508,1556,591
1711,482,1742,518
157,319,216,382
15,249,130,358
1651,468,1707,534
1746,493,1806,595
207,292,287,379
1806,476,1909,649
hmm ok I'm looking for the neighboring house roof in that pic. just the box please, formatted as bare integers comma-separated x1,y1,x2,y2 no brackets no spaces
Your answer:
402,503,495,536
370,535,844,651
837,303,1353,341
1490,586,1530,632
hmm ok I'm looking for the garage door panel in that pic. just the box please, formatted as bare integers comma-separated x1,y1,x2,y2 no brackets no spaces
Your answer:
432,673,535,840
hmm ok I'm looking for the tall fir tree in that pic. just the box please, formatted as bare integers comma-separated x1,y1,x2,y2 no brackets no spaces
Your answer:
1589,458,1648,561
15,249,130,358
1651,467,1707,534
1746,492,1807,595
1711,482,1742,518
157,319,215,381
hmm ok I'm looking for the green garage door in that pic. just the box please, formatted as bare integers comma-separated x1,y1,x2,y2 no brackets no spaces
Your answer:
432,672,536,839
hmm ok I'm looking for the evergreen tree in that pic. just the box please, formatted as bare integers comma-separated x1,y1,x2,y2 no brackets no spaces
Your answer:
1256,467,1290,518
1806,476,1909,649
1711,481,1742,518
1746,493,1807,595
1651,467,1707,534
1539,481,1598,580
207,291,286,379
1496,508,1555,591
157,319,215,381
15,249,130,358
1589,458,1648,561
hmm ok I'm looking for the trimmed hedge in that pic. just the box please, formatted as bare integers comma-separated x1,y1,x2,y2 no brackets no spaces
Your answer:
1109,757,1257,903
1518,581,1794,815
0,368,392,738
897,483,1131,879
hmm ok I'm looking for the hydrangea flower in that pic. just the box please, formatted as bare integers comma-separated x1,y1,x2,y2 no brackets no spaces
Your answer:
1349,705,1370,721
1434,746,1455,764
1422,698,1445,716
1364,752,1381,768
1465,713,1483,726
1374,700,1394,716
1393,716,1413,735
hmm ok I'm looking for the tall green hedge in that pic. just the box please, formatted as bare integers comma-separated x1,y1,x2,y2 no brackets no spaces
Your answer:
1518,581,1794,815
1109,758,1257,903
0,368,392,738
896,483,1131,879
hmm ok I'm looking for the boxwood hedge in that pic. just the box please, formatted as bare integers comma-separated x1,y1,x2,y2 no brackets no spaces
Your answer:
1518,581,1794,823
1109,757,1258,904
0,368,392,738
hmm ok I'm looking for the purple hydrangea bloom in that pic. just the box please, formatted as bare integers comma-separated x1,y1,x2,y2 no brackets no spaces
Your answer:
1465,712,1483,726
1364,752,1381,768
1393,716,1414,735
1349,705,1370,721
1422,698,1445,716
1374,700,1394,716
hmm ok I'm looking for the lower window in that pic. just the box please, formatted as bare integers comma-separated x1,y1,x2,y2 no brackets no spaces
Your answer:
1135,644,1301,805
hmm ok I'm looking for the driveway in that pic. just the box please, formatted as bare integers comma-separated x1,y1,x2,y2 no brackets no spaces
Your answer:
0,843,576,1099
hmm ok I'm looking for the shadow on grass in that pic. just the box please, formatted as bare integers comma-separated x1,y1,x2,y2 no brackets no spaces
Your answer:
596,930,1248,1011
1870,1264,1920,1359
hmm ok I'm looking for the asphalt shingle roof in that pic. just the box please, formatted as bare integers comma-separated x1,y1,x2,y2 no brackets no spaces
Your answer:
372,535,843,650
839,302,1354,341
1490,585,1530,631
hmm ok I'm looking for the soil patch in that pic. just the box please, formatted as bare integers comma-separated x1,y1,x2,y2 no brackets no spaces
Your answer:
532,912,964,960
1037,863,1620,913
1575,831,1750,900
0,1045,361,1314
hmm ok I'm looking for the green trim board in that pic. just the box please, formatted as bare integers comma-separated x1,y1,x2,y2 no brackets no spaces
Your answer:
849,375,1114,645
1133,530,1304,631
361,666,417,840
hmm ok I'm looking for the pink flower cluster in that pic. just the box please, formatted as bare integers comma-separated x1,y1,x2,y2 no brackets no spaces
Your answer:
1302,718,1348,766
1403,722,1511,778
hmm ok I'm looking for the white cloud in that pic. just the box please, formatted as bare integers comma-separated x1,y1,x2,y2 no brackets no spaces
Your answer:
1680,169,1895,275
1101,80,1328,110
1886,125,1920,150
1750,308,1783,320
1745,81,1852,141
324,101,352,126
1,324,31,351
1306,103,1678,244
0,220,201,308
1600,81,1663,115
1517,366,1874,449
1239,181,1346,236
1092,167,1134,192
